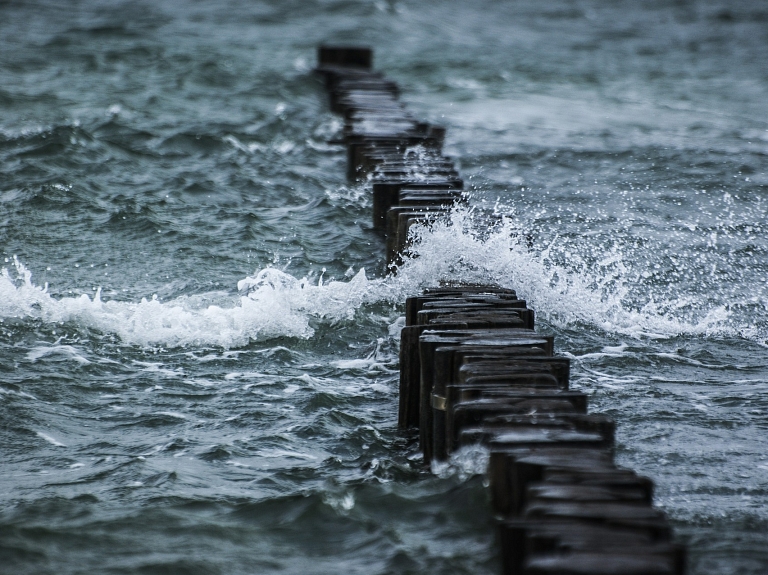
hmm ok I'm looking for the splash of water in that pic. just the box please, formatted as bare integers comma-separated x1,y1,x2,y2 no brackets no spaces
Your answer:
392,207,738,339
0,256,380,348
0,204,757,348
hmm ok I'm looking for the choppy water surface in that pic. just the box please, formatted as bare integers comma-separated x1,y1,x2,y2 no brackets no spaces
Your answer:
1,1,767,573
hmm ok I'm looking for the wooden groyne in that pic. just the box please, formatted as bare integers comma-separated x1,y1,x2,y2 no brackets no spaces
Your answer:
315,45,686,575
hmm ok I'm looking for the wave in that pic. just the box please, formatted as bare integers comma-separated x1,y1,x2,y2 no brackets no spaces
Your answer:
392,208,743,340
1,206,760,348
0,256,381,348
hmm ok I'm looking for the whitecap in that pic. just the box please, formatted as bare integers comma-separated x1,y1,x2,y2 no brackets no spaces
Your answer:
27,345,91,365
389,207,754,342
36,431,66,447
1,201,760,350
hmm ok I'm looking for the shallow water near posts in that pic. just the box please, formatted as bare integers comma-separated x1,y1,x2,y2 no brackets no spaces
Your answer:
1,1,767,573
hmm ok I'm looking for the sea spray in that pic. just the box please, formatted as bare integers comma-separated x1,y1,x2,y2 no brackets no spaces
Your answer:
0,258,365,349
0,205,755,347
394,206,737,339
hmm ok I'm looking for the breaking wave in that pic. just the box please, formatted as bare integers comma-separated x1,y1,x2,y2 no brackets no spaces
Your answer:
1,207,759,348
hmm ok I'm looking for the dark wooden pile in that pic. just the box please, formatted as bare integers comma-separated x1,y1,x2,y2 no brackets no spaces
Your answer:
315,45,465,272
315,45,686,575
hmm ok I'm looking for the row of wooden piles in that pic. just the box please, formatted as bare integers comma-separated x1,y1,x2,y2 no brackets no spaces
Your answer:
315,45,465,272
315,45,686,575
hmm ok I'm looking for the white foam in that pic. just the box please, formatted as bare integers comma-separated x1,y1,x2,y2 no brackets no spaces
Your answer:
323,491,355,514
330,338,398,373
0,387,37,400
0,257,384,348
27,345,91,365
36,431,66,447
1,203,759,349
431,443,490,480
390,207,750,341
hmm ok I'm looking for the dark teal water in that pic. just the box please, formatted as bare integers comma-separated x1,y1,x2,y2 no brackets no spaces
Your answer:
1,1,767,573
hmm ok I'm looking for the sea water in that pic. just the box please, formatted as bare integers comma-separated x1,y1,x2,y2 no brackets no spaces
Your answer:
1,0,767,573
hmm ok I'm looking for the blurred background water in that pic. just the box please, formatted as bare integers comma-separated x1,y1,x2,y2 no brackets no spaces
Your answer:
1,0,767,573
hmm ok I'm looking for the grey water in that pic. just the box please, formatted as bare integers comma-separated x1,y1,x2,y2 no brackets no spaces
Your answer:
1,0,767,573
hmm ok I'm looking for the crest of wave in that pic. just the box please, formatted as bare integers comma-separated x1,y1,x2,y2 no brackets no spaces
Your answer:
0,202,736,347
0,257,386,348
389,207,731,339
